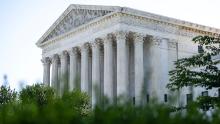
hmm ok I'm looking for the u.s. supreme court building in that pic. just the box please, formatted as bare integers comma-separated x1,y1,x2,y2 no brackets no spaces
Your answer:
36,4,220,106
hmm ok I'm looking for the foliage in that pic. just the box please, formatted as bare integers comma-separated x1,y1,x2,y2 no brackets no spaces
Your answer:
2,83,220,123
90,103,213,124
19,84,55,106
0,84,90,123
167,35,220,109
61,90,91,116
1,99,220,124
0,85,17,105
0,96,86,124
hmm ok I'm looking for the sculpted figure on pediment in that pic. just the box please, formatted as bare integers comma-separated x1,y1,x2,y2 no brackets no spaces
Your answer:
44,9,112,42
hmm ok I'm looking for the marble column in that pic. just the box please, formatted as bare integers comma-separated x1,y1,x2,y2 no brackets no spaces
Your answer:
81,43,90,94
150,37,162,100
134,33,144,105
160,38,169,103
51,54,59,92
42,57,51,86
59,51,69,96
116,31,129,102
104,34,114,104
168,40,182,106
76,51,81,90
68,48,78,91
92,39,101,106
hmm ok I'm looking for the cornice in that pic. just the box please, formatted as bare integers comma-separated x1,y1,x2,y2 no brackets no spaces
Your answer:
121,7,220,34
37,8,220,48
119,12,220,36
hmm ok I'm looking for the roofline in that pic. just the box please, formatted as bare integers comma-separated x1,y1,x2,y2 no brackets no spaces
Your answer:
36,4,220,47
121,7,220,33
36,4,121,46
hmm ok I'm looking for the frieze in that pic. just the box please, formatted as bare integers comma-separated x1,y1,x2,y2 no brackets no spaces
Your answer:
40,11,220,51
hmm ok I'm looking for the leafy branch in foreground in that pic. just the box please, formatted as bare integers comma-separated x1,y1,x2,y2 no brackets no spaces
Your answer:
167,35,220,109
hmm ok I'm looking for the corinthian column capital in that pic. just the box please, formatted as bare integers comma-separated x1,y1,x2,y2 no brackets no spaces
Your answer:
107,33,115,41
103,33,115,46
152,36,163,46
115,31,128,41
92,38,103,48
81,43,91,51
133,32,145,43
68,47,80,56
95,38,103,43
41,57,51,65
59,51,68,60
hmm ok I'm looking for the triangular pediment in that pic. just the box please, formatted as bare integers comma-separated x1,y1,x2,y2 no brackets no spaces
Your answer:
37,4,220,46
37,4,119,45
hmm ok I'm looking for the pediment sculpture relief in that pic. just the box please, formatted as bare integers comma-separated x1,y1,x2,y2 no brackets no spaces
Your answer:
43,9,112,42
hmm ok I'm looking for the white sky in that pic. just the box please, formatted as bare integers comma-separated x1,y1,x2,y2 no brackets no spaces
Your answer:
0,0,220,89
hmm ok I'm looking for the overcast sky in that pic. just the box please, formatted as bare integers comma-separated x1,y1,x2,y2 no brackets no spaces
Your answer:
0,0,220,89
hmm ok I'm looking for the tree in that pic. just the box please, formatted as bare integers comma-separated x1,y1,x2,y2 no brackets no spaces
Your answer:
167,35,220,109
19,84,55,106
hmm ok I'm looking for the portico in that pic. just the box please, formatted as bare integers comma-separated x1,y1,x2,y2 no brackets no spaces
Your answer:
38,4,220,106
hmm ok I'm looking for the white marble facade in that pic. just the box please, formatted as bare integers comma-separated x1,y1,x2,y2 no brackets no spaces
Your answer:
37,4,220,106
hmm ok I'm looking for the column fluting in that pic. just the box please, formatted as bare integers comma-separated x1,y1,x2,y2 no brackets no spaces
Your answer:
51,54,59,92
68,48,79,91
116,31,129,103
59,51,69,96
81,43,90,94
134,33,144,105
92,39,102,106
42,57,51,86
104,34,115,104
